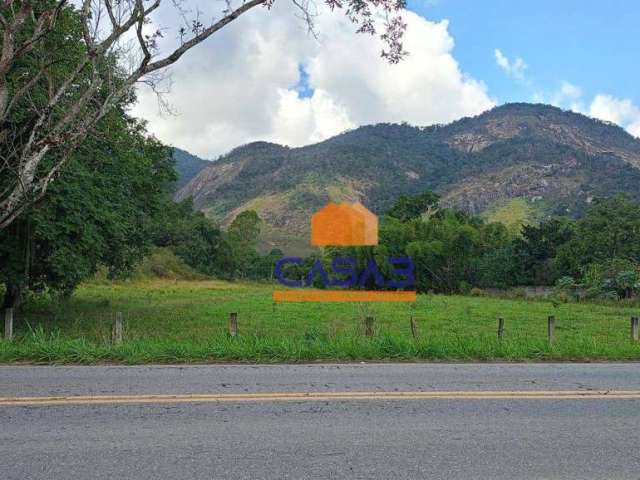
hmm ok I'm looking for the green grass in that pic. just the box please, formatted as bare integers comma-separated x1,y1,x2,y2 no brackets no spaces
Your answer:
2,279,640,363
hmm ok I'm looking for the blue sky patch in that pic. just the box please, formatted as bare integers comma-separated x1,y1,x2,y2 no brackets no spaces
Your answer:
292,64,314,99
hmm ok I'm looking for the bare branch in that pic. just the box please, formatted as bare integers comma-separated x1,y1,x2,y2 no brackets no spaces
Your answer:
142,0,266,76
135,0,152,69
103,0,120,30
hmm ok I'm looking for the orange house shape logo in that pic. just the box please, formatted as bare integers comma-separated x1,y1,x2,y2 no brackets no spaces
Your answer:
311,202,378,246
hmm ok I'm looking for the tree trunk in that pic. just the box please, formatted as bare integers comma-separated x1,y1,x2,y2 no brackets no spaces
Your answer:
2,281,20,310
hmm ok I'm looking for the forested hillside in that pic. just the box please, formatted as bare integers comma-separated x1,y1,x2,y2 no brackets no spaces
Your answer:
177,103,640,253
173,148,211,190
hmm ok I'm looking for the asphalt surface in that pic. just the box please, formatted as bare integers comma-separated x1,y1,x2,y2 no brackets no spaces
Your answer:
1,363,640,479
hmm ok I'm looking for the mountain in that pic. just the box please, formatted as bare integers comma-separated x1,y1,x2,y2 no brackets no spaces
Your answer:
172,148,211,190
176,103,640,254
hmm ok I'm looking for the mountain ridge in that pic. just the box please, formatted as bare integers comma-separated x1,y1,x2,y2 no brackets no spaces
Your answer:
176,103,640,253
173,148,211,191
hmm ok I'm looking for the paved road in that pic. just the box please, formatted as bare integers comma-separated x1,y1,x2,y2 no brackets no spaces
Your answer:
1,363,640,479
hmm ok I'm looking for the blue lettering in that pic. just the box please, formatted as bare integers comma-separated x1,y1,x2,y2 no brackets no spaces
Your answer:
305,260,330,287
329,256,358,288
358,258,385,288
274,257,303,287
276,255,415,290
386,256,415,289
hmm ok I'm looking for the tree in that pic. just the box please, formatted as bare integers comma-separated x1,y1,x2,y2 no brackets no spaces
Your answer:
556,195,640,276
228,210,262,250
475,222,518,288
387,191,440,222
384,206,484,293
228,210,262,277
476,245,521,289
577,196,640,261
150,198,236,279
379,192,515,292
580,258,640,299
0,0,408,229
514,218,575,285
0,110,174,308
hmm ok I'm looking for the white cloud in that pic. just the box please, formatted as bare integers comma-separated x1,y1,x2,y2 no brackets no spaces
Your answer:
544,81,585,112
131,3,495,158
494,48,527,81
272,89,355,146
589,94,640,137
533,82,640,138
559,81,582,100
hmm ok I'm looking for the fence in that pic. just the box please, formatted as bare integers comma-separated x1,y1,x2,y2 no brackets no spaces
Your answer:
3,307,640,346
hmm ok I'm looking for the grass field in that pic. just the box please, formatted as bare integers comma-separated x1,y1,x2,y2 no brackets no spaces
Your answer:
2,279,640,363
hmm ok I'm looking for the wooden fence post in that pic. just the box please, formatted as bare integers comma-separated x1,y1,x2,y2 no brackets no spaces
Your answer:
631,317,639,342
112,312,124,345
229,312,238,337
410,316,418,339
4,308,13,341
497,317,504,339
365,316,375,337
547,315,555,344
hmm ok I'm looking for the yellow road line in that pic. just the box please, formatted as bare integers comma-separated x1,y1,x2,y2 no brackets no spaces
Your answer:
1,390,640,406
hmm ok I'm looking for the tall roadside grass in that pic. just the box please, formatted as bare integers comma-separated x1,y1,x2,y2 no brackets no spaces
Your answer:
2,279,640,364
3,326,640,365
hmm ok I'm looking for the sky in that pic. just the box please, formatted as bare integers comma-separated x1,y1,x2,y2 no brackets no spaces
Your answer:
131,0,640,159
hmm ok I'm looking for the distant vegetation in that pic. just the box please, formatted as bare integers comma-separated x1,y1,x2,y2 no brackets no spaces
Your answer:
271,192,640,300
5,178,640,312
